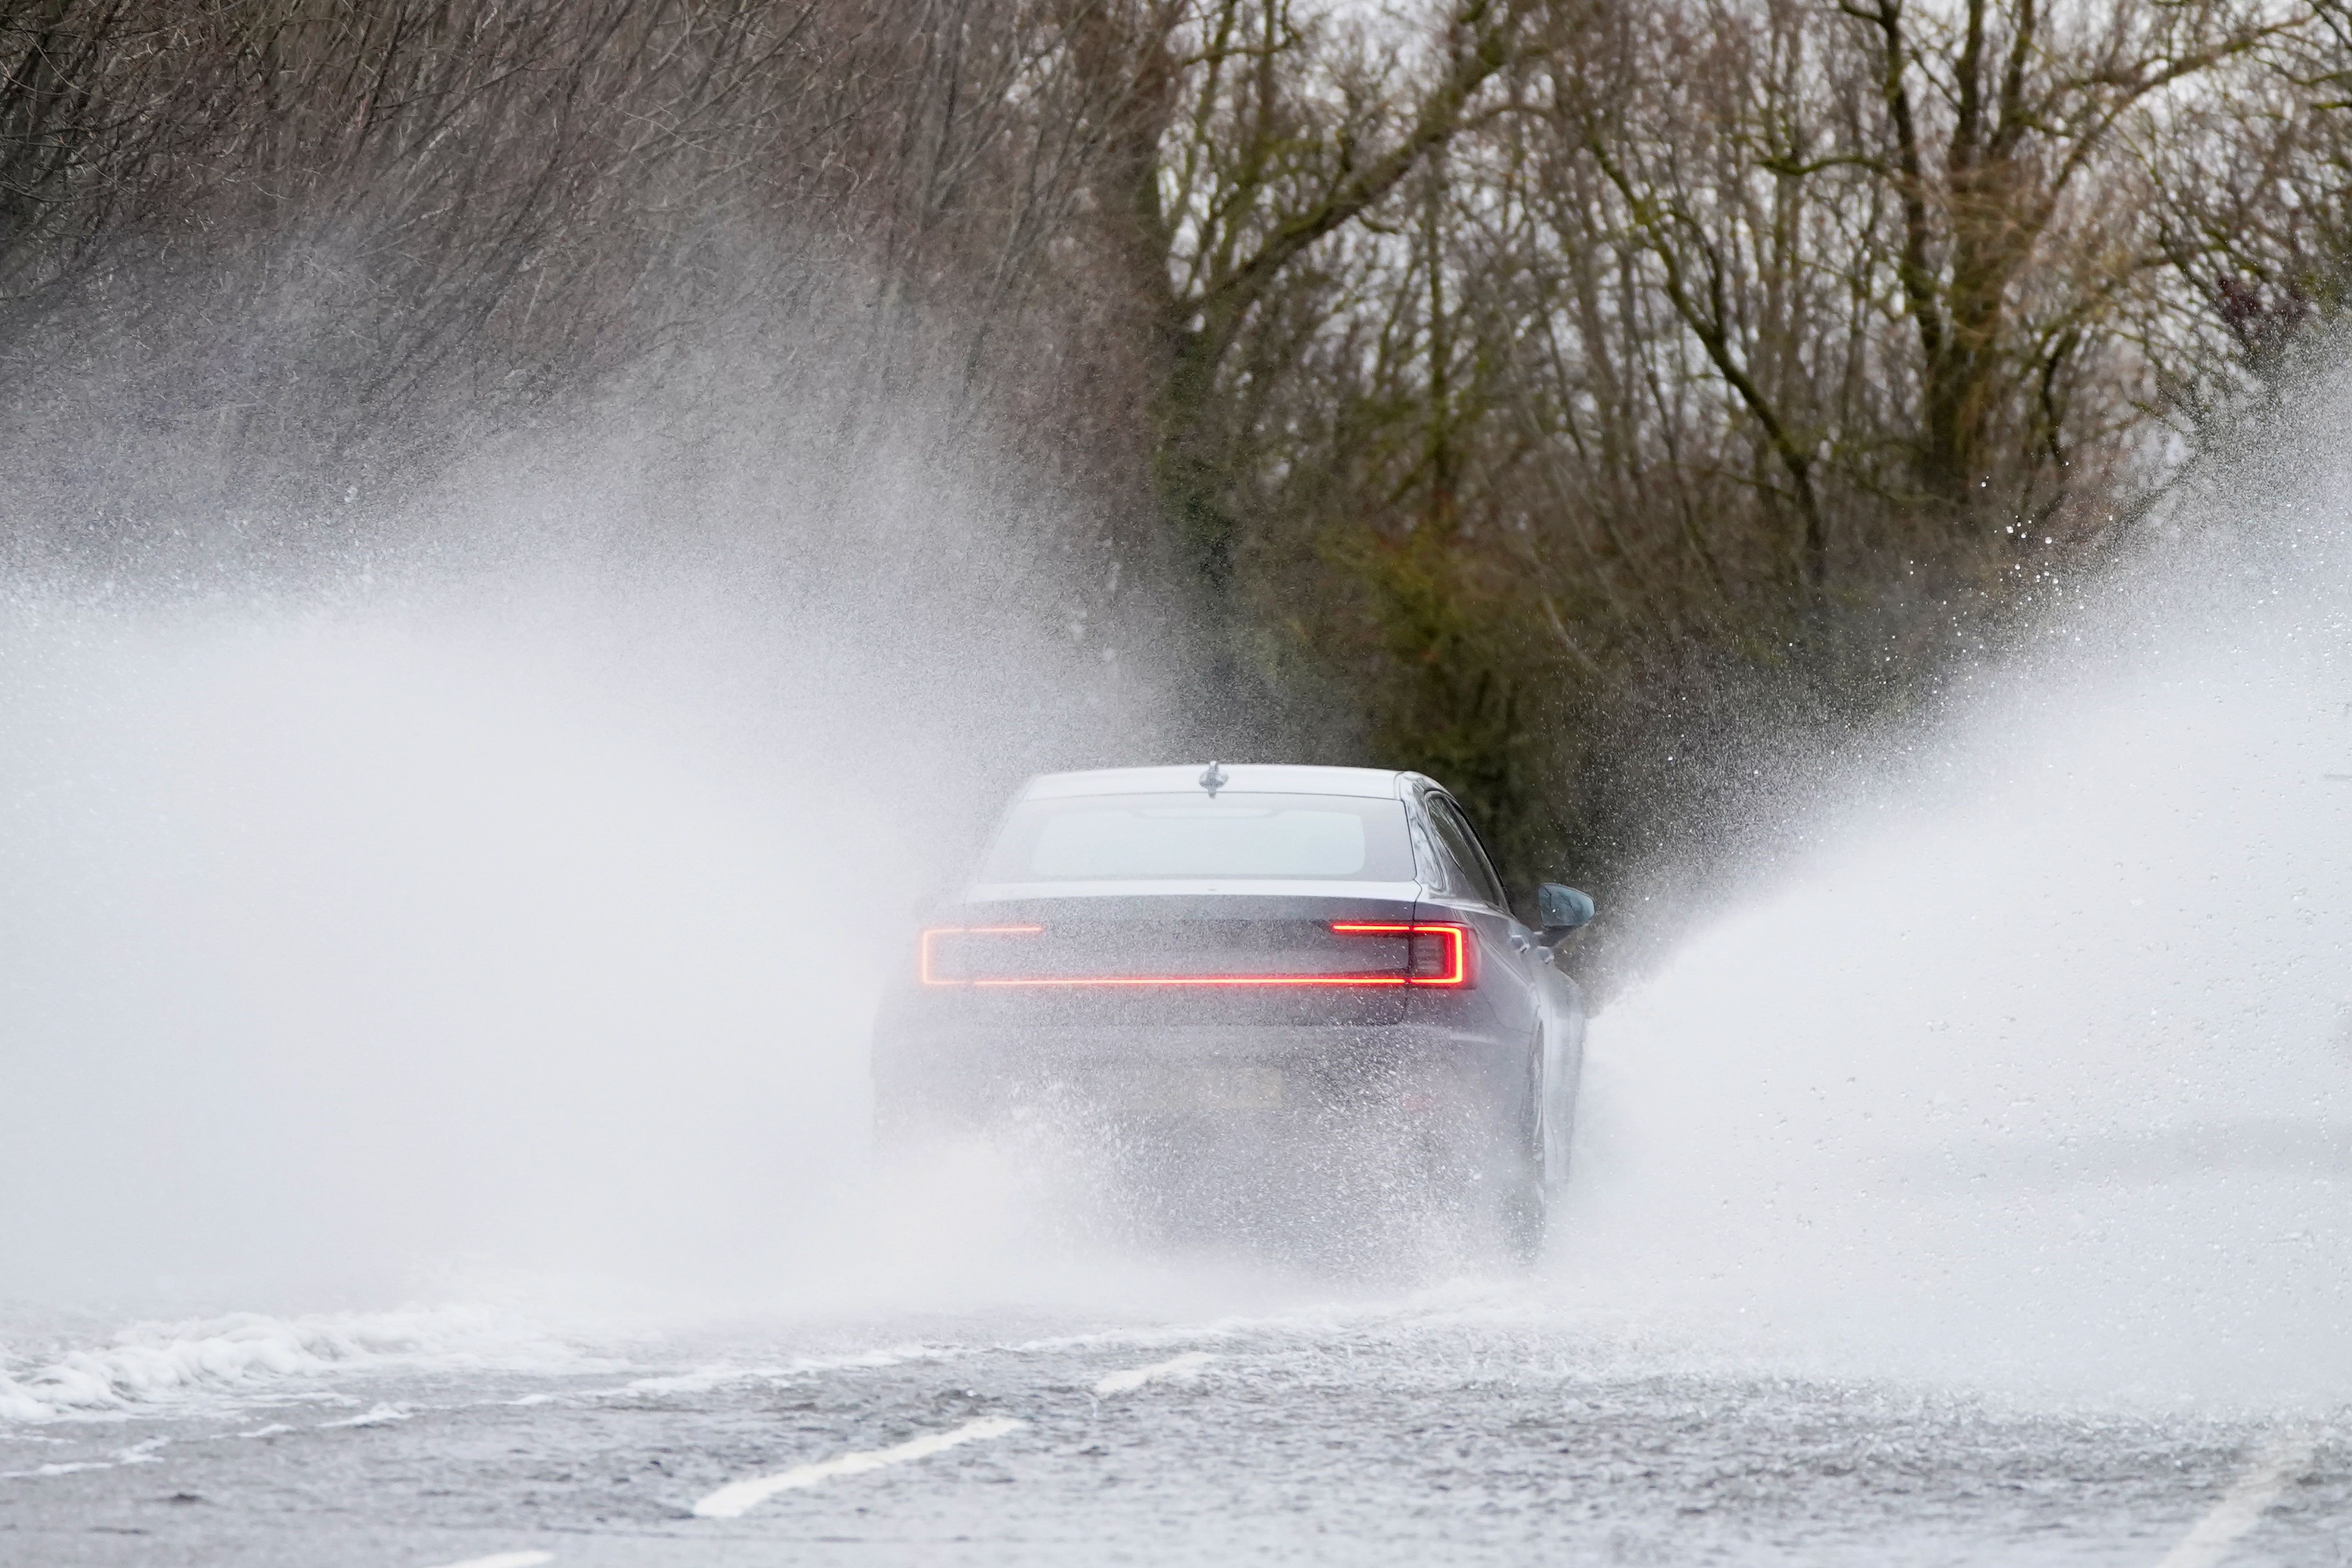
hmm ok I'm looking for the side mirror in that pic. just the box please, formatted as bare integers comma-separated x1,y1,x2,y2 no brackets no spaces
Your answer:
1536,883,1595,943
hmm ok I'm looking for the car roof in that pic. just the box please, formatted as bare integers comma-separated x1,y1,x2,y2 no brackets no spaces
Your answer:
1019,764,1414,801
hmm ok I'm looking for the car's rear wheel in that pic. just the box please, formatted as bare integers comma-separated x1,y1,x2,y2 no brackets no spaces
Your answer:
1403,1054,1548,1267
1490,1049,1549,1263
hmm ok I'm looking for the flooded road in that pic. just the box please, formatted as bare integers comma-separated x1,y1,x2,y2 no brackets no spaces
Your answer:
4,1294,2342,1568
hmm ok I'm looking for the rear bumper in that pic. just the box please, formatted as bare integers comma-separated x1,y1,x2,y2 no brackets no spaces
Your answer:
871,1019,1528,1127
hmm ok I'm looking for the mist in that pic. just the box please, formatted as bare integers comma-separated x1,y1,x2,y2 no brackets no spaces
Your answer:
8,376,2352,1414
1554,410,2352,1409
0,353,1220,1330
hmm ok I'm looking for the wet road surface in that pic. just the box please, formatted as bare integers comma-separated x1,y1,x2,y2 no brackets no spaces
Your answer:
4,1297,2343,1567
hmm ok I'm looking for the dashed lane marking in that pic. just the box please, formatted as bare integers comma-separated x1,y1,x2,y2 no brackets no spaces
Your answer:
319,1403,413,1429
2153,1428,2317,1568
421,1553,554,1568
1094,1351,1214,1396
691,1416,1025,1519
0,1437,169,1481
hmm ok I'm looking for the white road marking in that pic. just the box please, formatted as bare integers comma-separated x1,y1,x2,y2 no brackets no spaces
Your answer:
0,1459,114,1479
1094,1351,1214,1396
319,1402,413,1428
0,1438,169,1481
691,1416,1025,1519
421,1553,554,1568
2154,1428,2317,1568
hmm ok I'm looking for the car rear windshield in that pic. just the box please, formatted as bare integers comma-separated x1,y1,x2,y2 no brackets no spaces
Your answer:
978,792,1415,882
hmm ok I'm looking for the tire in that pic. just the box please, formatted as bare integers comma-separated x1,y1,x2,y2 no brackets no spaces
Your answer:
1492,1043,1550,1264
1421,1056,1549,1267
1490,1124,1548,1265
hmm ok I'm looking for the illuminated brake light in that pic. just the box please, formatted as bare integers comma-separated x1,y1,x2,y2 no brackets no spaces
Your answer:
920,924,1044,985
920,920,1471,987
1330,922,1470,987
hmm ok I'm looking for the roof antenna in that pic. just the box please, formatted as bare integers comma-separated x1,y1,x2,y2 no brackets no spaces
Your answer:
1198,760,1228,797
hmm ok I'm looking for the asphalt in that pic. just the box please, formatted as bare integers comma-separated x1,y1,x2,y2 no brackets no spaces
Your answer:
4,1295,2343,1568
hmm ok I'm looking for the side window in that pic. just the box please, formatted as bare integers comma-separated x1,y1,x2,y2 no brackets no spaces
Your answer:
1425,795,1508,911
1414,799,1473,896
1405,807,1446,889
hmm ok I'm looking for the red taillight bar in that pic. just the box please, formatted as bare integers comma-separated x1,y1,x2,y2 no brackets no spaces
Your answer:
1329,921,1470,986
919,924,1044,986
918,921,1471,988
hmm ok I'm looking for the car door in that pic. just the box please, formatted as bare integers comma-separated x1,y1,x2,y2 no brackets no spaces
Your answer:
1425,793,1582,1181
1530,942,1584,1182
1415,792,1545,1126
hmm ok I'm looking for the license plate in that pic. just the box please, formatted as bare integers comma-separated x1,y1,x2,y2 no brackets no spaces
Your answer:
1086,1065,1285,1113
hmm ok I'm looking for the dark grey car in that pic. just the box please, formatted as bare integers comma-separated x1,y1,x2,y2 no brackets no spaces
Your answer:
870,763,1595,1257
